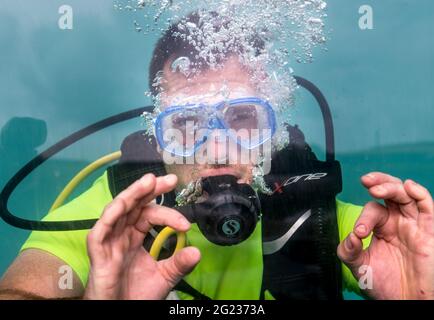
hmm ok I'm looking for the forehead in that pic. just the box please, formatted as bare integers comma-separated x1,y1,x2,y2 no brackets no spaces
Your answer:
160,56,258,105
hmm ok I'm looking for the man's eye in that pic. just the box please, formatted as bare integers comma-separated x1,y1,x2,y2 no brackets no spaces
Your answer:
172,116,198,127
231,110,254,121
227,106,257,122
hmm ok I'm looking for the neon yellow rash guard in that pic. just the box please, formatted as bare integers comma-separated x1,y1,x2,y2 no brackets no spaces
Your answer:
21,171,371,299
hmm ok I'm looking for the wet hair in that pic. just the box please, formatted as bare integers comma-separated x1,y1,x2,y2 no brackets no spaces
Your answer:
148,11,266,96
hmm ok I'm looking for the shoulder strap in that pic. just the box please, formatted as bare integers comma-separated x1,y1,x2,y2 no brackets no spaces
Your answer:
260,124,343,300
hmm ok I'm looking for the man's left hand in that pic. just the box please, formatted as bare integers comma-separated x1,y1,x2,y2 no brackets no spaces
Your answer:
337,172,434,299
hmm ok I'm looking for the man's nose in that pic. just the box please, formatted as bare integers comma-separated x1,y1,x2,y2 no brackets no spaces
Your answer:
207,129,237,164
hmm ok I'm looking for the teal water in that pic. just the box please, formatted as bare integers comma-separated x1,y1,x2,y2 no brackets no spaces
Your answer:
0,0,433,300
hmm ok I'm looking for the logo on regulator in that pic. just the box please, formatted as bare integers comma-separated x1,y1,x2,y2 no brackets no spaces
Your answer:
221,219,242,237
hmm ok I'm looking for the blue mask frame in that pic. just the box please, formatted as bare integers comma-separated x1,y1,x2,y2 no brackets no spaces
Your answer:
154,97,277,157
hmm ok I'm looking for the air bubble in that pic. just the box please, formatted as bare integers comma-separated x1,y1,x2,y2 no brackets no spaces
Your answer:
171,56,192,76
116,0,329,196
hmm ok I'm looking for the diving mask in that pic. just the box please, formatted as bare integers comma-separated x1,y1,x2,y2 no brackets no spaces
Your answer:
154,97,277,157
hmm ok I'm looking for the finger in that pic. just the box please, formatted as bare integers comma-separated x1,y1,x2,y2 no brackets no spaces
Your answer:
112,214,128,238
89,199,128,245
127,174,178,226
361,172,402,189
404,180,434,235
136,174,178,207
367,182,419,219
353,201,393,240
337,232,367,275
154,174,178,198
114,174,158,215
404,180,434,215
89,174,158,245
135,204,191,234
91,174,179,245
157,247,201,287
96,174,158,231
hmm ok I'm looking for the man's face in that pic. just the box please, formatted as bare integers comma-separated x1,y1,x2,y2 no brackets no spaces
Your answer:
158,56,261,190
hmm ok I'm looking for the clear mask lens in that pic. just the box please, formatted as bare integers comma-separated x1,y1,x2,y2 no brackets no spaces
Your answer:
220,102,273,148
157,98,275,156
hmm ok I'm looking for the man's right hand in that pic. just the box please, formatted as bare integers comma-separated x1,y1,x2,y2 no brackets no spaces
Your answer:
84,173,201,300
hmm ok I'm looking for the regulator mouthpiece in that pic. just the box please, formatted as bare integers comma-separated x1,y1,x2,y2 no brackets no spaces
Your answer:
176,175,261,246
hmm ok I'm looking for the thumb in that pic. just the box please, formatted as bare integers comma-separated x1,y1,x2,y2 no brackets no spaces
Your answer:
158,247,201,288
337,232,368,278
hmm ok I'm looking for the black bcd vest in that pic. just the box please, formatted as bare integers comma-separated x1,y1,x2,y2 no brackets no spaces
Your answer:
107,123,343,300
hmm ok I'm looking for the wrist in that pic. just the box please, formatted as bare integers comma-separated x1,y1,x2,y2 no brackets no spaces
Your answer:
84,273,117,300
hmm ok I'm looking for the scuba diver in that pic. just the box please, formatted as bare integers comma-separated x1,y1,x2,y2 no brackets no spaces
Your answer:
0,11,433,300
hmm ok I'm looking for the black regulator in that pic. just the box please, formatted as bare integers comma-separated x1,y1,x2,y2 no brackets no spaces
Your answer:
176,175,261,246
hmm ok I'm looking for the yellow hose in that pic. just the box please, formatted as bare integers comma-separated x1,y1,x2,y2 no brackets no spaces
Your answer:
150,227,186,260
49,151,122,212
50,150,186,260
